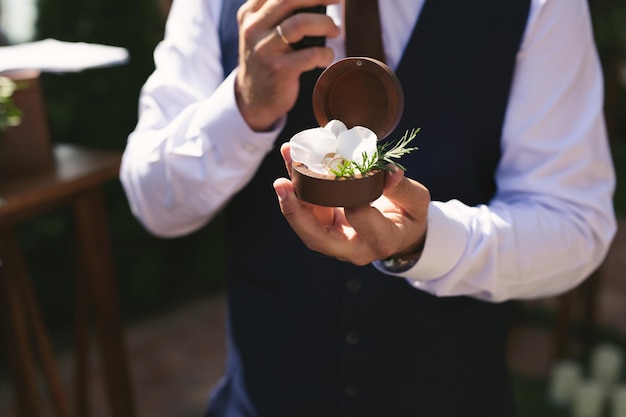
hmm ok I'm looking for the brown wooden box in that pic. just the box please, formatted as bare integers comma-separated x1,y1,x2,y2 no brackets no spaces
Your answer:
292,57,404,207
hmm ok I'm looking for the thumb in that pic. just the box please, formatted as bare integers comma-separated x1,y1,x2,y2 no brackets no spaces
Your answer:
383,167,430,218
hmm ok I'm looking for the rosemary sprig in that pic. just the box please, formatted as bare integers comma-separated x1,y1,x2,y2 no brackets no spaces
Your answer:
374,128,420,171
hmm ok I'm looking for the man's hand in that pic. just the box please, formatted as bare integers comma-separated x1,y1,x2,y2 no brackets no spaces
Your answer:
273,143,430,266
236,0,340,131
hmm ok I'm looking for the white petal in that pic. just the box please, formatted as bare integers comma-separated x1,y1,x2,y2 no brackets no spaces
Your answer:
324,119,347,137
337,126,378,165
290,127,338,175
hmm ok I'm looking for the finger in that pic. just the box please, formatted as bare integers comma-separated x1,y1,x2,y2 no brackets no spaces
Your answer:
238,0,264,15
274,178,359,260
261,0,340,22
383,170,430,221
383,164,404,192
237,0,268,26
282,45,336,74
344,171,430,259
267,15,339,73
244,8,338,73
250,0,339,32
344,204,401,260
273,177,343,252
275,10,340,46
279,142,293,178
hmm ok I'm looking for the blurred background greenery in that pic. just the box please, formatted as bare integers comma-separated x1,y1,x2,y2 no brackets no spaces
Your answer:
1,0,626,416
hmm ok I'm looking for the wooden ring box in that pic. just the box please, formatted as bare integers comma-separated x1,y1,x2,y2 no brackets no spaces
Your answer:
292,57,404,207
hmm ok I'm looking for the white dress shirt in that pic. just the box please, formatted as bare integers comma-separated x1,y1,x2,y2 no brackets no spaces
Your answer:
120,0,617,302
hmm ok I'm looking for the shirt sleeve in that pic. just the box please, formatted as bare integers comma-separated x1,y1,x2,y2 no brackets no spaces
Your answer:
119,0,283,237
377,0,617,302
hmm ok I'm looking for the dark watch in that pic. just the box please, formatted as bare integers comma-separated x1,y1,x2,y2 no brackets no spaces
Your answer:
376,240,425,273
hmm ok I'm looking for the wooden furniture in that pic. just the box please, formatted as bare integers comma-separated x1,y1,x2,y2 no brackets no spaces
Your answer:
0,144,136,417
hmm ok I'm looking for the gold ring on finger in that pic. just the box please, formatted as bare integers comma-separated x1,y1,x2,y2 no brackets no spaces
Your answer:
276,24,290,46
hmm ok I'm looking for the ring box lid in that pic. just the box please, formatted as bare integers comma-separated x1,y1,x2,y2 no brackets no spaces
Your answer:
312,57,404,140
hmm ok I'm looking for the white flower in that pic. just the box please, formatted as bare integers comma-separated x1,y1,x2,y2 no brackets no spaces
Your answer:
290,119,378,176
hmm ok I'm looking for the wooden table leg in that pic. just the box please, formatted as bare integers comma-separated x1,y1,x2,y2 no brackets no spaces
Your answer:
17,258,72,417
0,227,72,417
72,187,136,417
73,256,91,417
0,228,44,417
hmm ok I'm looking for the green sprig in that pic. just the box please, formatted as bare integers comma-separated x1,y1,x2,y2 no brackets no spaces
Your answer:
374,128,420,171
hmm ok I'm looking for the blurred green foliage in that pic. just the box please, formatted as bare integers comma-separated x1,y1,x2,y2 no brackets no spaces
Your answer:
590,0,626,146
25,0,226,330
591,0,626,57
589,0,626,216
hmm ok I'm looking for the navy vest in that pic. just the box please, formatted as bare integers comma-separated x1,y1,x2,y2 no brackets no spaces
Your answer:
210,1,530,416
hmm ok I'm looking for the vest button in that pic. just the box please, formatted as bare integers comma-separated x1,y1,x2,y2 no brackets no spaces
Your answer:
346,278,362,293
343,383,359,397
344,331,360,346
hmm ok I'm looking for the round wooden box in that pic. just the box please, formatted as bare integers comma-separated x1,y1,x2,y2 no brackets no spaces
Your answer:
292,57,404,207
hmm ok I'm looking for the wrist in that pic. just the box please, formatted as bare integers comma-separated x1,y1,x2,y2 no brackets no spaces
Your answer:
379,234,426,273
235,73,284,132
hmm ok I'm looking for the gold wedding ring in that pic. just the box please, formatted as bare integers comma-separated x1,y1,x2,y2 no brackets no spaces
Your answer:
276,24,290,46
323,153,347,172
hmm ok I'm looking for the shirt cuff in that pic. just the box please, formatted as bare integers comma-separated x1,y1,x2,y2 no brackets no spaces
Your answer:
193,69,286,159
374,201,468,282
